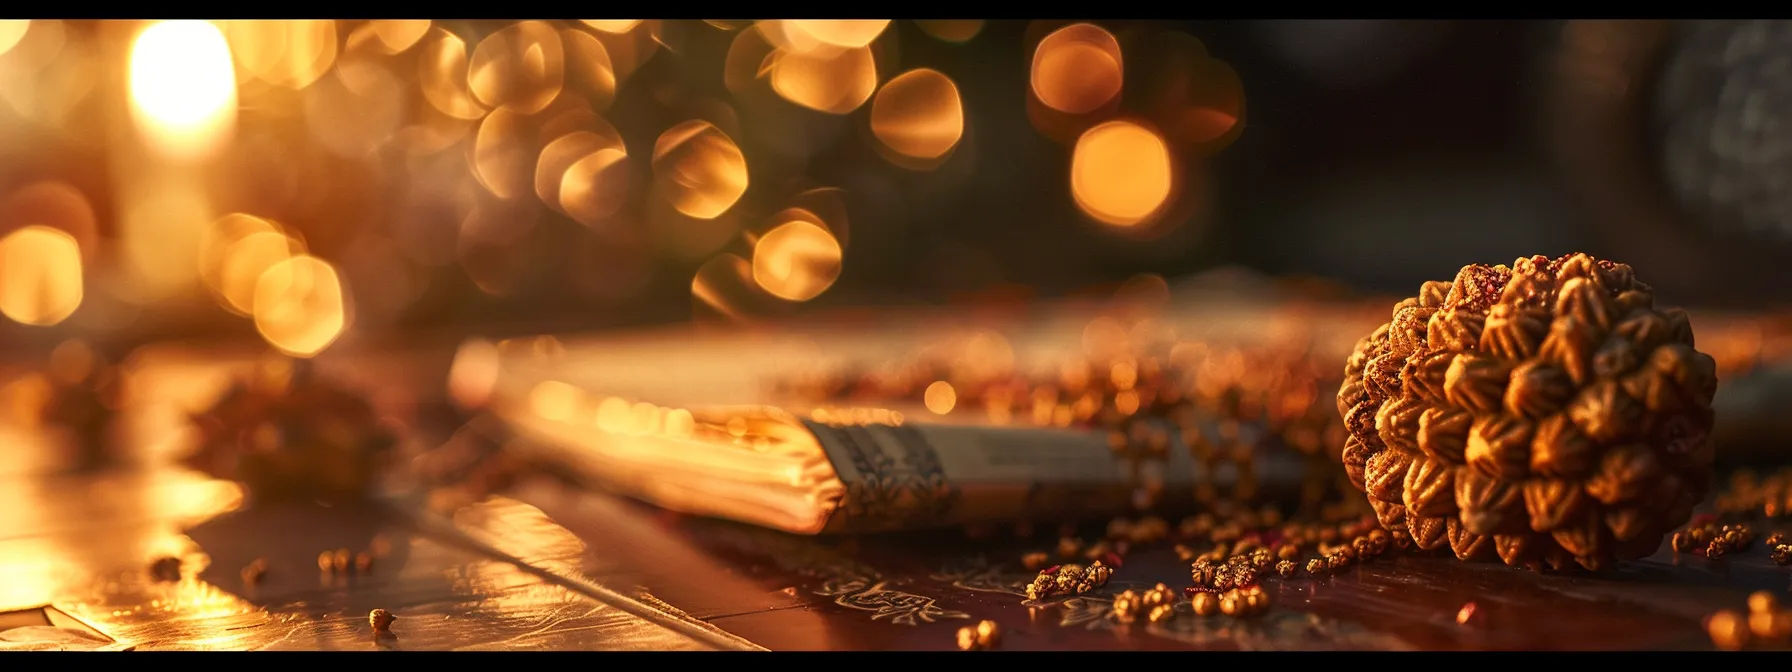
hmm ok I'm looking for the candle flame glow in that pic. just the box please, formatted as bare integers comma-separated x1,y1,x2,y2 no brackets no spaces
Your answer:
127,20,238,161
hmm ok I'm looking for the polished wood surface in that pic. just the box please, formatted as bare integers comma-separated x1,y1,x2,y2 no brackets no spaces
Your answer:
3,323,1790,651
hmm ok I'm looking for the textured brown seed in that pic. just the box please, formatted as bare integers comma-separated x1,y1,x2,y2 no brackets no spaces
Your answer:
1337,254,1714,572
369,608,396,633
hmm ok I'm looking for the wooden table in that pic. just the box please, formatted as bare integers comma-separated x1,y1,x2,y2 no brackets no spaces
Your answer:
4,316,1790,650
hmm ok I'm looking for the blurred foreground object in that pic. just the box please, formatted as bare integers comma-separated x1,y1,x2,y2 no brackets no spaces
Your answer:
39,340,124,470
1544,19,1792,302
1339,253,1716,571
1655,20,1792,241
183,355,395,504
465,275,1367,534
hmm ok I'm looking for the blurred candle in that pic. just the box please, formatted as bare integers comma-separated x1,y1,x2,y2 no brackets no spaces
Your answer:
127,20,238,162
113,20,238,300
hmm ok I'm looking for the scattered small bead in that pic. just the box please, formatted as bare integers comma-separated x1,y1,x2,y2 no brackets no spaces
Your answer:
1111,590,1143,624
1147,604,1176,623
1767,532,1786,548
1305,558,1327,576
1191,591,1219,617
1707,538,1729,560
1275,559,1297,578
1771,544,1792,565
954,620,1000,650
1142,583,1177,609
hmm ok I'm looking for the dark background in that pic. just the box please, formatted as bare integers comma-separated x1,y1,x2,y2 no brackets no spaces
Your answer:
4,19,1788,350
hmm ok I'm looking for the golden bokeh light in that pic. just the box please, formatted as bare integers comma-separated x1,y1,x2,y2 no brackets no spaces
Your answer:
198,213,282,304
418,27,488,120
354,20,431,55
252,254,348,358
217,20,337,89
722,25,777,95
469,20,566,115
924,380,957,415
535,127,630,225
561,148,632,227
305,59,403,158
787,187,852,248
1031,23,1124,115
472,108,535,200
581,20,643,34
1173,59,1245,149
652,120,750,220
751,219,843,302
691,253,762,320
128,20,238,161
0,225,83,326
3,181,98,257
870,68,964,162
1071,120,1174,227
914,20,984,44
1131,32,1247,153
219,229,305,316
561,29,618,112
768,45,878,114
784,20,891,49
0,20,28,57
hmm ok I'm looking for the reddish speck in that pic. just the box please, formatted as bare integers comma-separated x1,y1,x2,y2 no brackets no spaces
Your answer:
1041,564,1060,575
1100,552,1124,569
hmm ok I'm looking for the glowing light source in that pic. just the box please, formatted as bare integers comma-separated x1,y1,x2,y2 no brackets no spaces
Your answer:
219,229,303,315
0,225,82,326
128,20,238,161
560,29,618,112
469,21,566,115
870,68,964,162
1071,121,1174,227
252,255,348,358
581,20,642,34
199,213,286,314
652,120,749,220
751,220,842,302
784,20,890,49
558,145,631,226
914,20,984,44
1031,23,1124,115
0,20,29,57
768,45,878,114
924,381,957,415
217,20,337,89
357,20,430,54
418,28,487,120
